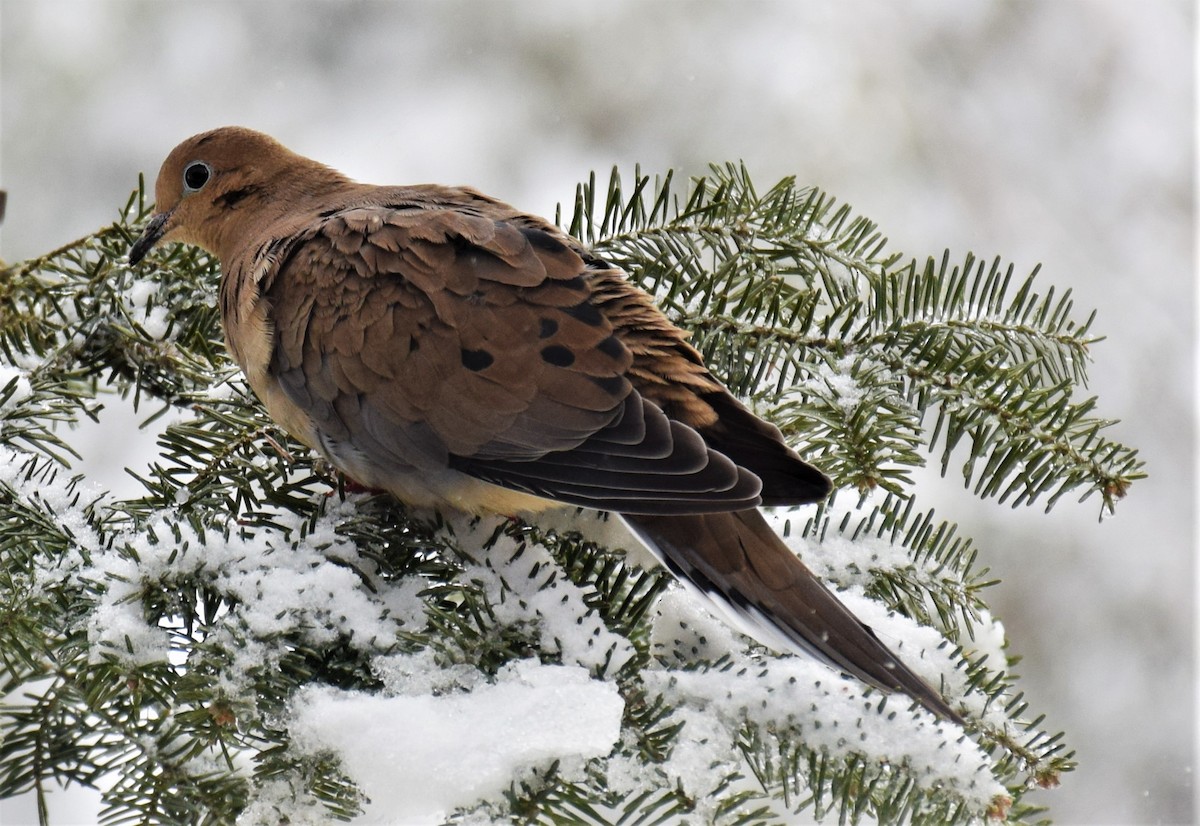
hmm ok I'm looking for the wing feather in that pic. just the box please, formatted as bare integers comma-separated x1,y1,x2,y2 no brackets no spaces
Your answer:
264,199,763,510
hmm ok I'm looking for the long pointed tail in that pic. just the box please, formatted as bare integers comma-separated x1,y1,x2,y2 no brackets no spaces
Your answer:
624,509,963,724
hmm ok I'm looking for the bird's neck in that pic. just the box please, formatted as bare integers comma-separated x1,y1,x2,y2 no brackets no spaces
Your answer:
207,160,356,262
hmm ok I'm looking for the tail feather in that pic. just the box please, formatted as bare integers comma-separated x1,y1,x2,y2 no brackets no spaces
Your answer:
624,509,963,724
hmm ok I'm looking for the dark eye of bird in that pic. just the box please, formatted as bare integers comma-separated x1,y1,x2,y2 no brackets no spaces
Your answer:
183,162,211,191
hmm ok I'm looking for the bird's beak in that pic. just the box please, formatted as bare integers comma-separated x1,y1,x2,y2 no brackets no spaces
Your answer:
128,210,172,266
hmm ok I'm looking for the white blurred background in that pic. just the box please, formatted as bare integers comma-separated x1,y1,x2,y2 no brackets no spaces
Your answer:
0,1,1193,824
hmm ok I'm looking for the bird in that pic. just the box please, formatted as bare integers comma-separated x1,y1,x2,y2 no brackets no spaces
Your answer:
129,126,962,723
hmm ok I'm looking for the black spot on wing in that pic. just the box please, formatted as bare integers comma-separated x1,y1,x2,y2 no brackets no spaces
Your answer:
597,335,625,359
462,348,494,371
539,318,559,338
540,345,575,367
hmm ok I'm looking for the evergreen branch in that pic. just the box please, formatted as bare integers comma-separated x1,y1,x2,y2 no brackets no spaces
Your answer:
0,171,1137,824
569,165,1142,514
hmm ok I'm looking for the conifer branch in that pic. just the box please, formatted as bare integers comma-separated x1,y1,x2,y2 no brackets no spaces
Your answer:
0,167,1140,824
572,165,1143,514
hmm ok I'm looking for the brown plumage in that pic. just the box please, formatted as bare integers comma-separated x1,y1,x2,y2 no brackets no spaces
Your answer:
129,127,962,723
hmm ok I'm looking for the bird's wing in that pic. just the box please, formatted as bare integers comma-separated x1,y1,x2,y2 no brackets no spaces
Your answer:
259,199,760,513
585,267,832,506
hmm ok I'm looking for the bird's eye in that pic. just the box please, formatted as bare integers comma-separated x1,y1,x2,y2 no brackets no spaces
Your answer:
183,161,212,192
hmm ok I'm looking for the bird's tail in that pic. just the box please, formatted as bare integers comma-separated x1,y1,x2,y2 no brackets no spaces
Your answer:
624,509,963,724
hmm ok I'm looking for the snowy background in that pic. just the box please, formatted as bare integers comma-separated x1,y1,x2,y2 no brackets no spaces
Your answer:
0,1,1193,824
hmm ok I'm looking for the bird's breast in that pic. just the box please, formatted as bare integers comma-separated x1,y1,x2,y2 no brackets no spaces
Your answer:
221,259,323,451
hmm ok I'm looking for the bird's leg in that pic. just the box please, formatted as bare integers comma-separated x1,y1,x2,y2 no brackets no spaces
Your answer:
308,456,387,496
341,476,387,495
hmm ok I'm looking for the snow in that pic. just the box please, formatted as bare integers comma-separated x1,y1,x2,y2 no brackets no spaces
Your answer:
650,585,742,664
643,577,1001,807
534,507,647,561
448,515,638,675
785,354,918,420
2,442,1004,821
77,493,1000,817
85,553,172,665
766,507,930,586
0,445,103,584
811,356,868,410
124,276,171,339
237,779,334,826
198,376,240,402
0,365,33,412
969,608,1008,669
637,575,1006,814
288,660,624,825
641,650,1004,809
82,496,406,671
373,648,482,697
765,505,1015,722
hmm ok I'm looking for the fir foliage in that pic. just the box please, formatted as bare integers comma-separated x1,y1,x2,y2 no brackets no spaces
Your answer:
0,168,1141,824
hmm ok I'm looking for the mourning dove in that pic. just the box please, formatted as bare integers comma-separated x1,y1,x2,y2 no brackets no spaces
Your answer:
129,127,961,723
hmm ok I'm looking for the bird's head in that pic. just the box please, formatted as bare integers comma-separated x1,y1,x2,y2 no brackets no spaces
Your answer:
129,126,350,265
